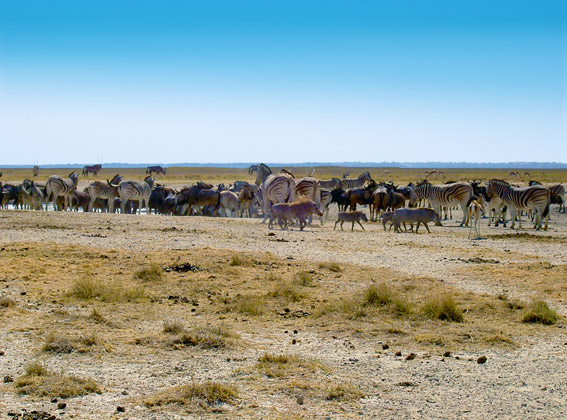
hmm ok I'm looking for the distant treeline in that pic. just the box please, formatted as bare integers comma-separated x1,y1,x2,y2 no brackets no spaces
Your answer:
2,162,567,169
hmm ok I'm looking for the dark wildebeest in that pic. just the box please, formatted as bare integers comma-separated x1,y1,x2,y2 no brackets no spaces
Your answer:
330,188,349,212
82,164,102,177
238,187,256,218
386,189,405,212
348,180,377,212
146,166,167,176
175,182,220,216
371,186,388,221
148,185,176,214
334,211,368,231
72,191,89,212
269,199,323,231
392,208,442,233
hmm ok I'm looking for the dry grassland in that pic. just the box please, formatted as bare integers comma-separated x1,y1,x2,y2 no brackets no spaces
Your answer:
0,189,566,418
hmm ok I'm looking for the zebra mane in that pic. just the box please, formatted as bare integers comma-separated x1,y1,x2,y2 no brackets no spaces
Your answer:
490,179,510,186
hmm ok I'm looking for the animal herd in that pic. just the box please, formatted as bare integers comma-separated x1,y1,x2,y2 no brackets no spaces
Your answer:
0,164,565,238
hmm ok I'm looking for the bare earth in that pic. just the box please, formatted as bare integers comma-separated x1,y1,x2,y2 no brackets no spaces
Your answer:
0,206,566,419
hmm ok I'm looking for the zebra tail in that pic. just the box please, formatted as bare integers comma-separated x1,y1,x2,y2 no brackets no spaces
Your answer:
542,203,550,218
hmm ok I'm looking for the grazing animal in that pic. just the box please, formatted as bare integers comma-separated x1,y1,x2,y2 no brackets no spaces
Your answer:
86,174,122,213
486,179,550,230
340,171,372,191
112,176,154,214
371,186,388,221
249,163,295,223
319,188,331,224
219,190,240,217
392,208,442,233
82,164,102,177
32,165,39,177
334,211,368,231
318,178,341,191
238,187,256,218
330,188,349,212
22,179,45,210
146,166,167,176
268,199,323,231
348,180,377,211
409,181,473,226
175,182,220,216
381,211,397,231
45,171,80,211
295,177,322,214
468,200,486,239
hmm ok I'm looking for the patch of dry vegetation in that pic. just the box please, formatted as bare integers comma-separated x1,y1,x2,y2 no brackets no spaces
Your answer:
143,382,238,410
522,300,559,325
256,353,329,378
68,276,145,302
14,361,101,398
42,332,101,353
133,264,163,282
0,296,16,308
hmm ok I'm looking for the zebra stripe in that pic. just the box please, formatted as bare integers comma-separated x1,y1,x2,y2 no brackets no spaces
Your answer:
295,177,321,210
486,179,550,230
117,176,154,214
45,171,79,211
409,181,473,226
340,172,372,191
318,178,341,191
86,174,123,212
249,164,296,222
549,184,565,212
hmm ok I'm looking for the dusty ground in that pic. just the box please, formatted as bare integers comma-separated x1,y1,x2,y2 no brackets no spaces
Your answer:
0,205,566,419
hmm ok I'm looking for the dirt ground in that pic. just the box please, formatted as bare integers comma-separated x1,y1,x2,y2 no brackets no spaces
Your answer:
0,204,566,419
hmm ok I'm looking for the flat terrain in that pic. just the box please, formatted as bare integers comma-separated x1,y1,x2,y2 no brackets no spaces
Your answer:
0,176,566,418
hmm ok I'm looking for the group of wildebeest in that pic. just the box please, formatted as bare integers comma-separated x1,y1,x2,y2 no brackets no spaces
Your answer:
0,163,565,237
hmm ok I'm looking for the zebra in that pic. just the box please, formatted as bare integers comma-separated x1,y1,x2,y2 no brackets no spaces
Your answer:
318,178,341,191
549,184,565,212
340,172,372,190
409,181,473,226
45,171,80,211
82,164,102,177
295,176,322,225
249,163,295,223
22,179,45,210
319,188,331,225
486,179,550,230
85,173,123,213
112,175,154,214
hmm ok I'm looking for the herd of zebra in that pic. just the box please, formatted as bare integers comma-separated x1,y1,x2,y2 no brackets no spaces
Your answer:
0,164,565,232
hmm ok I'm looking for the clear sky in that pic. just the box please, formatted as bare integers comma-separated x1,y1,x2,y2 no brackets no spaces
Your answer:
0,1,565,165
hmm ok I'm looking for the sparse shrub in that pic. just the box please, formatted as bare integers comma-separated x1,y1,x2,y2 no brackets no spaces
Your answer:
230,255,245,266
42,334,76,353
363,284,393,306
392,298,413,317
15,362,101,398
0,296,16,308
421,296,463,322
134,264,162,282
522,300,559,325
171,324,239,349
143,382,238,409
227,294,266,315
69,276,99,300
325,383,365,401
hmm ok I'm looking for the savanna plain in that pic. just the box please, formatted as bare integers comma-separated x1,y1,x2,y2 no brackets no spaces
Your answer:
1,167,566,420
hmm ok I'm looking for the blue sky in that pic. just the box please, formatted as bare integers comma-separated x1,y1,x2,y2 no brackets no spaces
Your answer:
0,1,565,165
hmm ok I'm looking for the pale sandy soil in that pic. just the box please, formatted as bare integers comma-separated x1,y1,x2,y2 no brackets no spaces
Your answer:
0,206,566,419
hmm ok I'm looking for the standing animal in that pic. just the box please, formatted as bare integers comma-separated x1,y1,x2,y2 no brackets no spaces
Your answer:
468,200,485,239
330,188,349,212
409,181,473,226
82,164,102,177
318,178,341,191
340,171,372,190
112,175,154,214
334,211,368,231
295,176,322,222
32,166,39,177
392,208,443,233
348,180,377,211
249,163,295,223
238,187,256,218
174,182,220,216
370,186,388,221
146,166,167,176
45,171,80,211
22,179,45,210
319,188,331,225
486,179,550,230
268,198,323,231
86,174,123,213
219,190,240,217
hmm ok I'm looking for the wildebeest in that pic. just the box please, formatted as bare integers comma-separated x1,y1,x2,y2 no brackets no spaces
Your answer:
330,188,349,212
348,180,377,211
175,182,220,216
392,208,442,233
146,166,167,176
334,211,368,231
268,199,323,231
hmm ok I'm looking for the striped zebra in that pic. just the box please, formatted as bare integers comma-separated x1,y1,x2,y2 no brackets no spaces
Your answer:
82,164,102,177
319,188,331,225
318,178,341,191
45,171,79,211
549,184,565,212
295,177,321,210
112,175,154,214
86,174,123,213
486,179,550,230
22,179,45,210
249,163,295,223
409,181,473,226
340,172,372,190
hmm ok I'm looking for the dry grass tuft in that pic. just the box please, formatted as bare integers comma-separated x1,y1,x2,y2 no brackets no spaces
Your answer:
143,382,238,409
14,361,101,398
87,308,114,326
163,319,186,334
363,284,393,306
318,262,342,272
325,383,365,401
42,332,100,353
226,294,266,315
269,280,307,302
170,324,239,349
256,353,328,378
229,254,248,266
296,271,314,287
522,300,559,325
134,264,163,282
68,277,145,302
0,296,16,308
421,296,463,322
